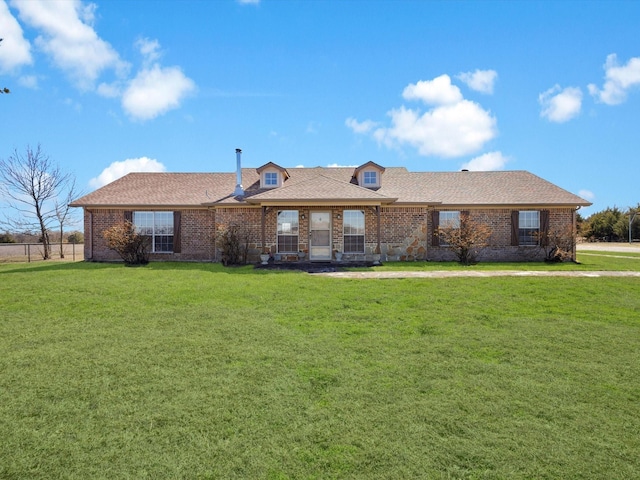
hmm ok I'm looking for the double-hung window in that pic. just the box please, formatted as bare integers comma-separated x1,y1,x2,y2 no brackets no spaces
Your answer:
277,210,299,253
439,211,460,246
133,211,174,253
343,210,365,253
518,211,540,246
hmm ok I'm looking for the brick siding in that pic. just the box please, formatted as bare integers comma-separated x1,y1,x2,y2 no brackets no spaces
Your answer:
83,206,577,263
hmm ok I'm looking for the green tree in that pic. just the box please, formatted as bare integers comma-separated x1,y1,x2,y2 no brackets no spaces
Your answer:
67,231,84,244
583,207,625,242
0,232,15,243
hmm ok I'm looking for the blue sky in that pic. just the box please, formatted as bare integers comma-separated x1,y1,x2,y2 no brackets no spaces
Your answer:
2,0,640,220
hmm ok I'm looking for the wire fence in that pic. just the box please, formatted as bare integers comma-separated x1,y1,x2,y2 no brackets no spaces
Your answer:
0,243,84,263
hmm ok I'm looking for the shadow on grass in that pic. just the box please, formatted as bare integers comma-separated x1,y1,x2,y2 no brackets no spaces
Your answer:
0,260,283,276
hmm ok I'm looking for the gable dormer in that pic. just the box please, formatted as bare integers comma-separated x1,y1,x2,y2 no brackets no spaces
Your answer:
353,161,385,188
256,162,289,189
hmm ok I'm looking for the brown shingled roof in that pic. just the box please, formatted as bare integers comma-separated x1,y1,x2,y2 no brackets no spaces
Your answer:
246,173,396,204
71,167,591,208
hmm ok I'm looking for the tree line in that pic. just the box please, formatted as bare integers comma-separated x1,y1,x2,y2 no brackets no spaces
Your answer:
579,206,640,242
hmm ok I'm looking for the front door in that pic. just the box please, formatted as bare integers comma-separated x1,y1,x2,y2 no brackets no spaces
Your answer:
309,211,332,261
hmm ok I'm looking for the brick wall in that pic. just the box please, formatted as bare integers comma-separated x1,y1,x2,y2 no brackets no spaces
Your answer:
85,208,217,262
426,208,577,262
83,205,577,263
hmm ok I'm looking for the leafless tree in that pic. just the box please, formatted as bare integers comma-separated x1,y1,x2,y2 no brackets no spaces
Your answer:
0,145,74,260
538,224,576,262
437,211,493,265
54,178,82,258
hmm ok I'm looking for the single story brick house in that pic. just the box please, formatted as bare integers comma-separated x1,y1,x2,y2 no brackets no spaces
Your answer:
71,150,591,263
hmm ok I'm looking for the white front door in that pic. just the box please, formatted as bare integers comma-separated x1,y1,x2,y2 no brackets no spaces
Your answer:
309,212,332,261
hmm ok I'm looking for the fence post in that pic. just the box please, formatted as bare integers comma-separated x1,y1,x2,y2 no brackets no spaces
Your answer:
27,244,31,262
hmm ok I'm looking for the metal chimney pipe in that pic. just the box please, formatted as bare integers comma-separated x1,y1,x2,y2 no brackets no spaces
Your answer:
233,148,244,197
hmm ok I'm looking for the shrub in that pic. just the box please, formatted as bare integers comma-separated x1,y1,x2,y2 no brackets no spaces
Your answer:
103,221,150,266
540,225,576,262
437,212,492,265
0,232,15,243
215,225,249,266
67,231,84,244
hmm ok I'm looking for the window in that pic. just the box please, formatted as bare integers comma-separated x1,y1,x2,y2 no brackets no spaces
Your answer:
343,210,365,253
277,210,299,253
439,211,460,228
363,171,377,186
133,211,174,253
264,172,278,187
439,211,460,246
519,211,540,246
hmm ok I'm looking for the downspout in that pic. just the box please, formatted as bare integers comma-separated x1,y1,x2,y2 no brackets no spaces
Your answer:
88,210,93,260
573,206,580,262
261,206,267,254
376,205,381,254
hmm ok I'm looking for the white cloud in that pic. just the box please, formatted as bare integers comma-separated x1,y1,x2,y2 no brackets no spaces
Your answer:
539,85,582,123
89,157,166,188
588,54,640,105
96,81,120,98
349,75,497,159
119,37,196,121
326,163,358,168
122,64,195,121
579,189,595,201
402,75,462,106
457,69,498,94
345,117,379,134
18,74,37,89
11,0,127,89
0,0,32,73
135,37,161,66
372,100,496,158
461,151,510,171
238,0,260,4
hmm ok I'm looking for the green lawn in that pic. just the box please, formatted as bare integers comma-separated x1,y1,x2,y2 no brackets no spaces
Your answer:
1,259,639,479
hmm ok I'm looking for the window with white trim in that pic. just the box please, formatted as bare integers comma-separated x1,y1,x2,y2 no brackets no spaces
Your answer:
363,171,377,186
439,211,460,246
133,211,174,253
519,211,540,246
277,210,299,253
343,210,365,253
264,172,278,187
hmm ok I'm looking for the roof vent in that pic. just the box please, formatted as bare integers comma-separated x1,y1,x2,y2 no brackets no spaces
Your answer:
461,169,469,172
233,148,244,197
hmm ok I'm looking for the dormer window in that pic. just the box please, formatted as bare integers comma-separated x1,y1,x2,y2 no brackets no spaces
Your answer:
264,172,278,187
257,162,289,189
353,161,385,188
363,171,377,186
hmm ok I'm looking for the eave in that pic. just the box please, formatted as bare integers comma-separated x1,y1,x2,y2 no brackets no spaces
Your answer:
243,197,399,207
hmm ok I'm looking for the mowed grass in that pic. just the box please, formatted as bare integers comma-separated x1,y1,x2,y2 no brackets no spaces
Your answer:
1,259,639,479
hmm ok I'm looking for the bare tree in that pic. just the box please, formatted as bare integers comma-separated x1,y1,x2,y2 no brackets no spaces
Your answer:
538,224,576,262
0,145,74,260
437,211,492,265
54,178,82,258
